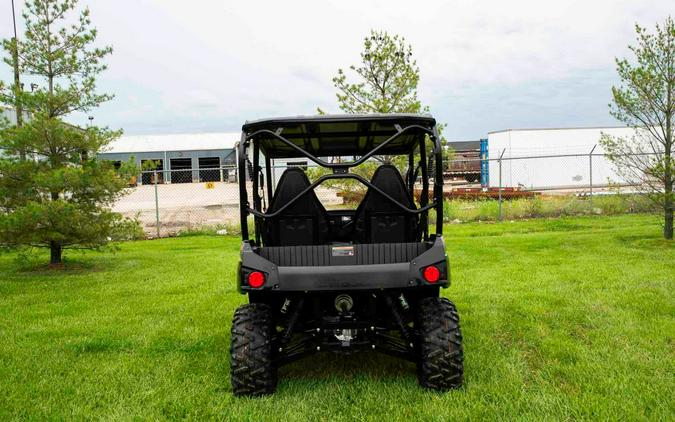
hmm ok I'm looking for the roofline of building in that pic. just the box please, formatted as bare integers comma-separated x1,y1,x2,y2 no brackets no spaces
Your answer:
488,125,630,135
100,146,235,154
102,131,240,154
119,130,240,138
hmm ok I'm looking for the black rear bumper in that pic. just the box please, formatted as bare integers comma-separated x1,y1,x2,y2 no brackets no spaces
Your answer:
237,237,449,293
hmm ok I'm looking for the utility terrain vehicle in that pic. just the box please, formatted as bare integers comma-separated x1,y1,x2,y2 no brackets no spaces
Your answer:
231,114,463,395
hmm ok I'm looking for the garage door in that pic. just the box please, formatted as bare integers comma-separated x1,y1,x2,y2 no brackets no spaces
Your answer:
170,158,192,183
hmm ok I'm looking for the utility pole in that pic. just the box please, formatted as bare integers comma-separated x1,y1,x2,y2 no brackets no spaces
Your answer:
589,144,597,209
498,148,505,221
11,0,25,160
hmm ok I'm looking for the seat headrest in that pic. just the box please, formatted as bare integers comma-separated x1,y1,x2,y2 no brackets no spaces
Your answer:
366,165,414,209
268,168,314,214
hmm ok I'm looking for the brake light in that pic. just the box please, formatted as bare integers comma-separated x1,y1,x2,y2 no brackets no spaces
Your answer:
422,266,440,283
248,271,265,288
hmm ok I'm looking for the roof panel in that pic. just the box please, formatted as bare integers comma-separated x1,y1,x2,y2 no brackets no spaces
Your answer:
243,114,437,158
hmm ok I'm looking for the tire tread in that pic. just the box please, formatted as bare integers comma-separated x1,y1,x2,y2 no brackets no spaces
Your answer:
416,297,464,390
230,303,277,396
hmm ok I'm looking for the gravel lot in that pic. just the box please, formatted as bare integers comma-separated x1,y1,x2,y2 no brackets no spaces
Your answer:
113,182,342,237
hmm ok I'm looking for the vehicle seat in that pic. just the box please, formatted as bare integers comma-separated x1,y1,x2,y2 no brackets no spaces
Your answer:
352,165,419,244
260,168,330,246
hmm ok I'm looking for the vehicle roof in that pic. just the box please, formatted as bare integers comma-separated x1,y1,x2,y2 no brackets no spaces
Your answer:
242,113,436,158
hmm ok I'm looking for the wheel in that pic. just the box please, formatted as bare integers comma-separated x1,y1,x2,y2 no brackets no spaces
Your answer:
416,297,464,390
230,303,277,396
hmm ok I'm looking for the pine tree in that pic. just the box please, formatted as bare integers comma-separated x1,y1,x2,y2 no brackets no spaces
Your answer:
0,0,138,265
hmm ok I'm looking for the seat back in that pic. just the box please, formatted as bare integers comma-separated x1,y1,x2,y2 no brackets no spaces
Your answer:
353,165,419,244
260,168,329,246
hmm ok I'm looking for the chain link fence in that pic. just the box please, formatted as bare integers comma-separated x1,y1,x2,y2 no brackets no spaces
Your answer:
443,152,656,222
113,153,658,237
114,165,344,237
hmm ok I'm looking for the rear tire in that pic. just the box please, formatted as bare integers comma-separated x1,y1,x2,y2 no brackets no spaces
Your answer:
230,303,277,396
416,297,464,390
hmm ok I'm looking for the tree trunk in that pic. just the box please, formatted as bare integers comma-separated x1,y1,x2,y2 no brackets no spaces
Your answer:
665,123,672,240
664,57,673,239
50,241,62,265
11,38,25,160
665,183,673,240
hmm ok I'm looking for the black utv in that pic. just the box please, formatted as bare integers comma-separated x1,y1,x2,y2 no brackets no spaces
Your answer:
231,114,463,395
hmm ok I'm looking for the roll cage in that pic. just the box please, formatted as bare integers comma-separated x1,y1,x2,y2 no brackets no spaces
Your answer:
238,114,444,245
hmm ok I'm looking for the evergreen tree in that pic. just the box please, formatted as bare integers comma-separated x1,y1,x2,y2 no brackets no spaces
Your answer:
0,0,138,265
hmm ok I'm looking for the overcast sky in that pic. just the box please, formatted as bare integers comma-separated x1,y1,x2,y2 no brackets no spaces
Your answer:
1,0,673,140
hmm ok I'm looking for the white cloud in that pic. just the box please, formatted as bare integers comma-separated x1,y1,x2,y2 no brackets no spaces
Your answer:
0,0,672,138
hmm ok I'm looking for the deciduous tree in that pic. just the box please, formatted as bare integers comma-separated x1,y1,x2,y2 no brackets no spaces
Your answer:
315,30,450,197
601,17,674,239
331,30,424,115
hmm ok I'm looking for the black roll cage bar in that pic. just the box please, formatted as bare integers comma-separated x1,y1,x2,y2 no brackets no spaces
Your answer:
247,173,438,219
238,121,444,244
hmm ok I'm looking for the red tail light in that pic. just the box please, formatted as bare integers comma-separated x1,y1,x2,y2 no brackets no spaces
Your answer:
422,266,440,283
248,271,265,288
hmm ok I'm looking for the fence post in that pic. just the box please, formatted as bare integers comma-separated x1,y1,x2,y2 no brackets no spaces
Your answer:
480,138,489,187
589,145,596,209
498,149,505,221
153,169,160,238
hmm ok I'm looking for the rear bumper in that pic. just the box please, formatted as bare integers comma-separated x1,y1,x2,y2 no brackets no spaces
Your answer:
237,237,449,293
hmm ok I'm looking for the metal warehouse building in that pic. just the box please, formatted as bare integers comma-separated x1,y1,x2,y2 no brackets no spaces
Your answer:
99,132,240,185
486,126,639,190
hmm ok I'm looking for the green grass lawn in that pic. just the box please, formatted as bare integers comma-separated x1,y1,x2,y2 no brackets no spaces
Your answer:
1,214,673,420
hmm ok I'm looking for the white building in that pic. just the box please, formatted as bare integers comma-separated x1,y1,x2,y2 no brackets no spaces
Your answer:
100,132,240,184
487,126,641,190
100,131,320,186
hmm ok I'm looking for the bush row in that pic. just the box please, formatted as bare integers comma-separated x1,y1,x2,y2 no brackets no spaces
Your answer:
440,194,655,223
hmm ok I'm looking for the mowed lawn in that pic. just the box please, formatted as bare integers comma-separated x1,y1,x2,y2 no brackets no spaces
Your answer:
0,215,673,420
